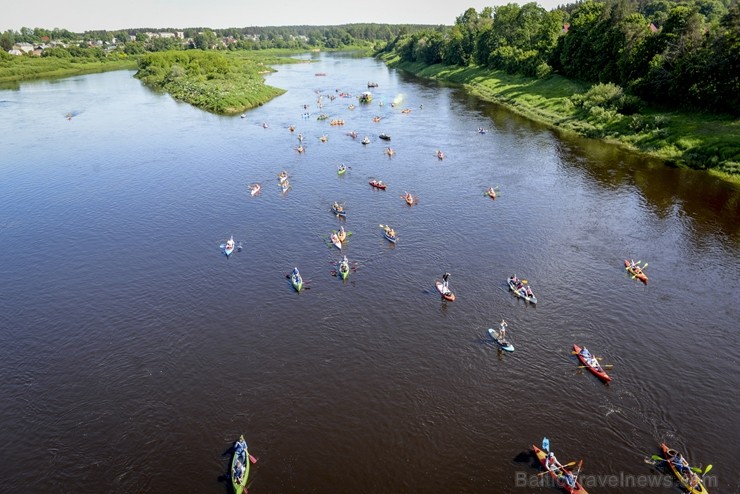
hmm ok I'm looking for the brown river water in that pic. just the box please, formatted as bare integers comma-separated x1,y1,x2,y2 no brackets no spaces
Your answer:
1,52,738,493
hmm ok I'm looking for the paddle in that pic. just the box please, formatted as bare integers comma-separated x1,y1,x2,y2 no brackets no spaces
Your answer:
571,351,603,360
650,455,711,475
248,453,258,464
537,461,577,476
578,364,613,369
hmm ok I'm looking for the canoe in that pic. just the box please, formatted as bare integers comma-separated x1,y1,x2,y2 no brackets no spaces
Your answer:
338,258,350,280
486,188,496,199
624,259,648,284
573,344,611,382
249,184,260,196
369,180,387,190
488,327,514,352
332,204,346,217
291,268,303,292
278,172,288,184
379,133,391,141
437,151,444,160
338,167,347,175
660,443,708,494
361,137,370,145
330,232,342,250
336,228,347,243
383,227,397,244
532,444,588,494
225,235,235,257
508,278,537,304
231,435,250,494
404,193,414,206
435,280,455,301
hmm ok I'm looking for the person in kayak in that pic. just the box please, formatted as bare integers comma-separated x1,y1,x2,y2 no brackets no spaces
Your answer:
562,471,576,488
442,272,451,290
510,274,519,284
234,437,248,462
546,452,559,471
234,459,246,483
671,453,690,475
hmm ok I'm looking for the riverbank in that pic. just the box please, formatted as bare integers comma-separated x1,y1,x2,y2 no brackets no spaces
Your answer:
0,57,136,88
383,57,740,184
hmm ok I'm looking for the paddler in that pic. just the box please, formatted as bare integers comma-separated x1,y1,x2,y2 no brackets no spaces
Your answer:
499,320,507,340
442,272,451,290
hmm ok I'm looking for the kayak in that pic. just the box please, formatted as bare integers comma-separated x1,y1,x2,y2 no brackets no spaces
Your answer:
624,259,648,284
488,327,514,352
660,443,708,494
379,133,391,141
486,188,496,199
532,444,588,494
225,235,235,257
508,278,537,304
435,280,455,301
330,232,342,250
231,435,250,494
404,193,414,206
331,204,346,217
369,180,387,190
291,268,303,292
338,258,350,280
382,227,397,244
249,184,260,196
337,166,347,175
437,151,444,160
573,344,611,382
278,172,288,184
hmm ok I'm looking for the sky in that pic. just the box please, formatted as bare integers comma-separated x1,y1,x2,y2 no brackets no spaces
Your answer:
1,0,564,33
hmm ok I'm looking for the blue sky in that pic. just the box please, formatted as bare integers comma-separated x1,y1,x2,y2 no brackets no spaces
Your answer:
2,0,564,32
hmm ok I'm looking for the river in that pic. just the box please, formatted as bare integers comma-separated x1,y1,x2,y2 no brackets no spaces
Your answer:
1,52,738,493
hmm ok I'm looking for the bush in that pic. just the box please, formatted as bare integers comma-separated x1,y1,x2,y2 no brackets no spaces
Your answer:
572,82,624,110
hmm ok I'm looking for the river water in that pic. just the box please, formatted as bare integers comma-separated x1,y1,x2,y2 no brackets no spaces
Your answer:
1,53,738,493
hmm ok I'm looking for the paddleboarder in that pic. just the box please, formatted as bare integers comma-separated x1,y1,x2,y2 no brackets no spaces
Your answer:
442,272,451,290
499,320,508,340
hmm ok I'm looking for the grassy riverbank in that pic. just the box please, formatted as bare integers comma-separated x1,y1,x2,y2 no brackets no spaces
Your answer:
135,50,291,114
0,56,136,87
384,57,740,183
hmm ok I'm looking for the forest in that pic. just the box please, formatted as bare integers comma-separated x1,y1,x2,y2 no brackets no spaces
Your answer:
379,0,739,115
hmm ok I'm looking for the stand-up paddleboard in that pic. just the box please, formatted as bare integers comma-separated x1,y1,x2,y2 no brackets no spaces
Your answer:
488,327,514,352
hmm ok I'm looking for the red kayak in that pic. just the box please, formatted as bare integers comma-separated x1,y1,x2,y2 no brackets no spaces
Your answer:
624,259,648,284
532,444,588,494
573,344,611,382
369,179,387,190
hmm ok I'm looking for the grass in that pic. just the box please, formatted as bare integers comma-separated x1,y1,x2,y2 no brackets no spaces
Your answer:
385,56,739,181
0,56,136,86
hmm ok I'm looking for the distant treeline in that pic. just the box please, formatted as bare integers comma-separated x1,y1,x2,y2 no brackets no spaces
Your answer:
378,0,739,115
1,24,436,53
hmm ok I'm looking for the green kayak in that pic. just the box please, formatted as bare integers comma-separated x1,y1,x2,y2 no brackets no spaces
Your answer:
231,435,250,494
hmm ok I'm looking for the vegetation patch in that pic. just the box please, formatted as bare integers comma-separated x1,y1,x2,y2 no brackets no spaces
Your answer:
135,50,286,114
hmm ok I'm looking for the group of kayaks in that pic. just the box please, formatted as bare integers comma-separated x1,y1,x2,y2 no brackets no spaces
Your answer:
530,437,711,494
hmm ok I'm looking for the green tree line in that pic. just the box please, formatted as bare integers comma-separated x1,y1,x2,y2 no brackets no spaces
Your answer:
2,23,435,53
379,0,739,115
